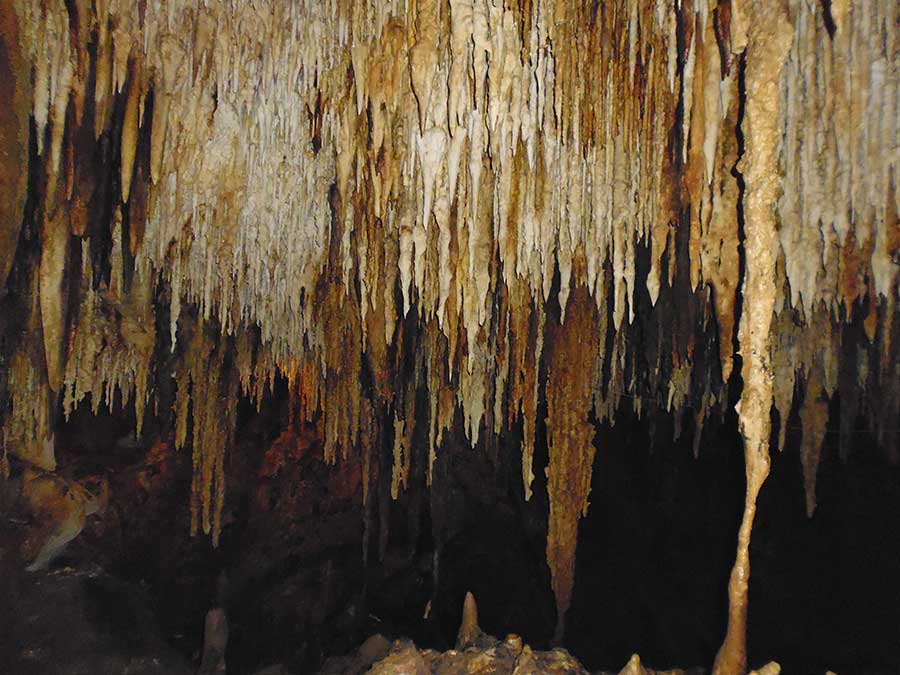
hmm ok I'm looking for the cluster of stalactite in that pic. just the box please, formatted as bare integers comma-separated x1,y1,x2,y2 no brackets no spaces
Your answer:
1,0,898,669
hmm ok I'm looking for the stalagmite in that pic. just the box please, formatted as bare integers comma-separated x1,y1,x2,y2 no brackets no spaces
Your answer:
456,591,481,650
199,608,228,675
713,3,793,674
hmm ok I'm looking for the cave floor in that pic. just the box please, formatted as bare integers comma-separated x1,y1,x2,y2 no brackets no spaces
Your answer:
0,555,194,674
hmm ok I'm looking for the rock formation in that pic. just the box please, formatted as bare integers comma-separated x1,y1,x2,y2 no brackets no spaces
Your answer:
0,0,897,672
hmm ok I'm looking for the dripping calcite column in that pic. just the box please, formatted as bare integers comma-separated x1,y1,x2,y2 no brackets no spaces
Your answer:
713,1,793,674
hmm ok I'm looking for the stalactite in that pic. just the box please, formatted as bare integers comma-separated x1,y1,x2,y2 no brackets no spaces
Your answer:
63,240,156,436
713,2,793,674
698,58,742,385
390,377,417,501
322,279,363,464
10,0,889,469
799,361,829,518
38,202,70,394
177,321,238,547
0,2,30,291
119,61,141,204
3,269,56,472
545,284,599,644
780,0,899,315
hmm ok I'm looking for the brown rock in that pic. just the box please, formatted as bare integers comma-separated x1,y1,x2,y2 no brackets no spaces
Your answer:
366,640,430,675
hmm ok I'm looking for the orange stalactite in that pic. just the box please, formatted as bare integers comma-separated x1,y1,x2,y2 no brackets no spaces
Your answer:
545,284,600,644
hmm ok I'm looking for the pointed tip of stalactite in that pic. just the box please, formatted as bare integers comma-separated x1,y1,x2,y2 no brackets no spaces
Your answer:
455,591,480,650
805,494,818,519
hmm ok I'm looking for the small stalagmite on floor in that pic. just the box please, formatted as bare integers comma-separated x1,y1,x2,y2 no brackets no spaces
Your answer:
456,590,481,650
198,607,228,675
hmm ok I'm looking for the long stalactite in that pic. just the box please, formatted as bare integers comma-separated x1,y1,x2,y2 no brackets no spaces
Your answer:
1,1,898,671
712,1,793,673
545,282,599,643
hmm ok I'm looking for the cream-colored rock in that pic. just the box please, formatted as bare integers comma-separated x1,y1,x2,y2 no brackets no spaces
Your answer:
747,663,780,675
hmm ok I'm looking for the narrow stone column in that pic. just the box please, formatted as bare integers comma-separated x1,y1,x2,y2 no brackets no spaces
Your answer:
713,2,793,674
